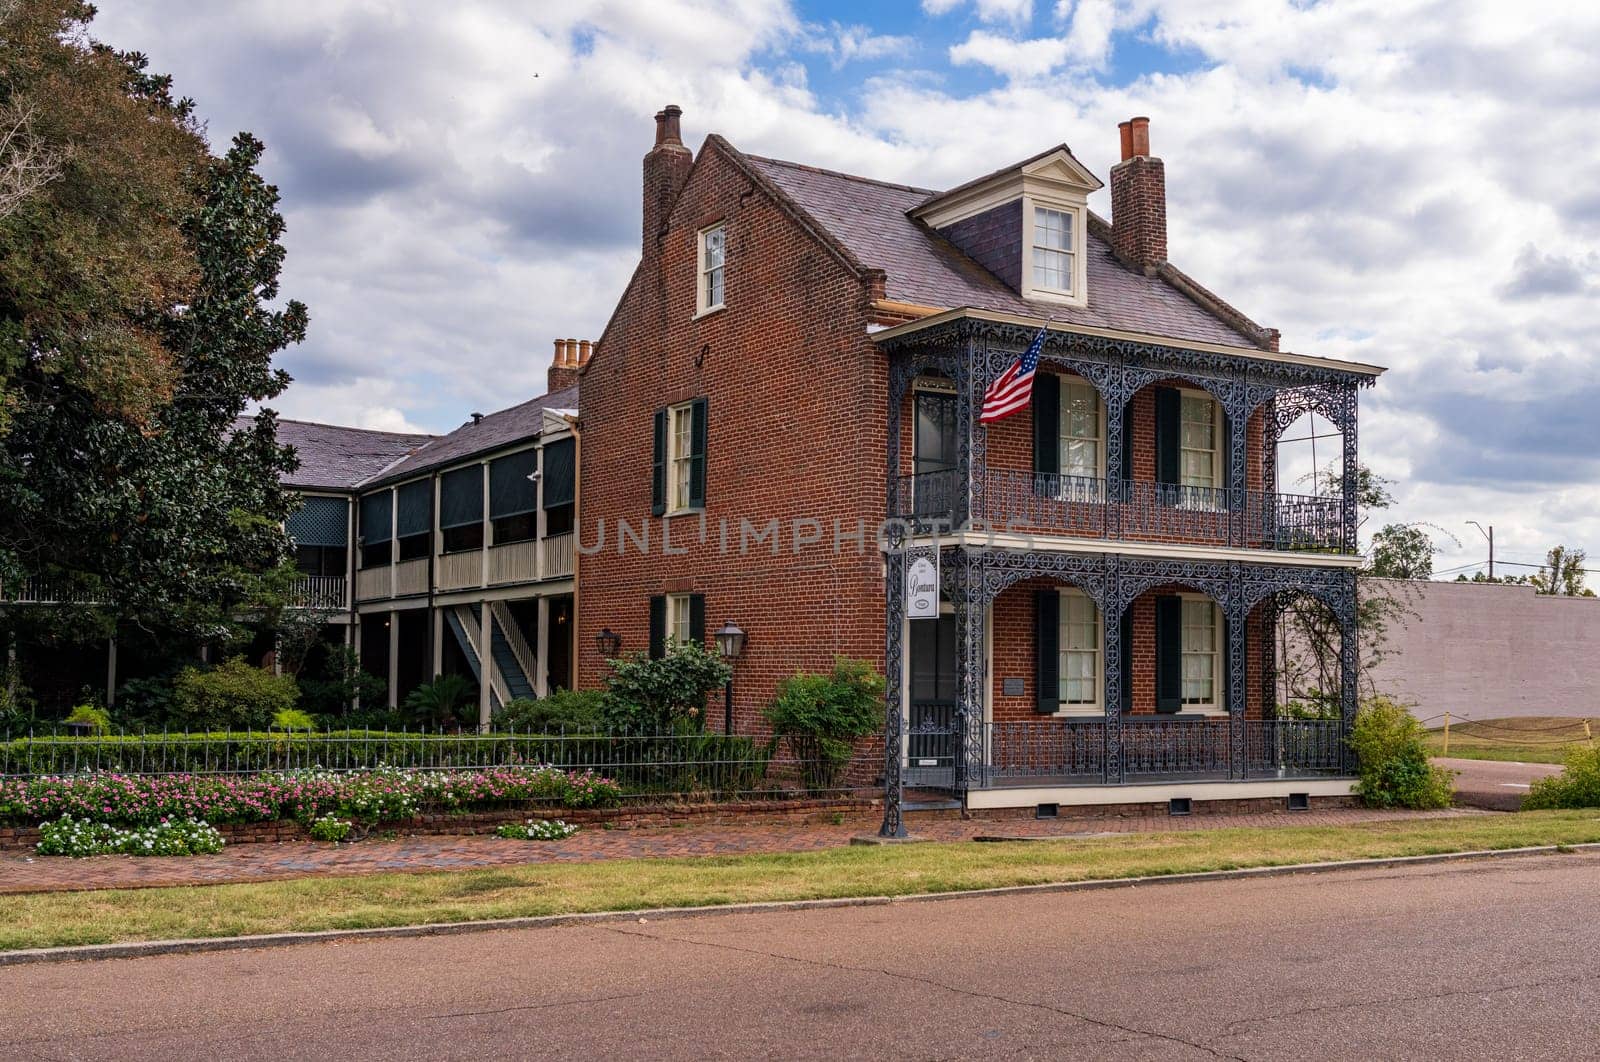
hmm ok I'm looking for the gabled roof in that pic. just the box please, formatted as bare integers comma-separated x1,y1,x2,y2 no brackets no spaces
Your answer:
364,384,579,488
740,152,1264,349
268,419,436,492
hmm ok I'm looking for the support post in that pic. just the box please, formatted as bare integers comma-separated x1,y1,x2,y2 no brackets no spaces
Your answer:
1101,587,1123,785
387,611,400,709
479,600,494,732
1228,607,1247,779
535,595,551,698
1340,383,1360,554
1338,581,1359,772
953,551,986,793
105,635,118,709
879,548,907,839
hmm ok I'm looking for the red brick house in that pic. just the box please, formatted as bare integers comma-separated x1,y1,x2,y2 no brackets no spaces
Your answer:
576,107,1382,830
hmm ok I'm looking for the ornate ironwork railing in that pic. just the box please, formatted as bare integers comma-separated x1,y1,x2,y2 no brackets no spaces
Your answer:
976,717,1343,786
896,469,1348,554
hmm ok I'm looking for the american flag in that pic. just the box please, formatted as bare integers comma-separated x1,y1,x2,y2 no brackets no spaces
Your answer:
978,323,1048,424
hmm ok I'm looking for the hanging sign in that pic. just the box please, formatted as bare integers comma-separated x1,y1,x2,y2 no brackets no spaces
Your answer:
906,554,939,620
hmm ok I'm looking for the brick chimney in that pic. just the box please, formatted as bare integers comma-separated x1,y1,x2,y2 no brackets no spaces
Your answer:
1110,116,1167,273
547,338,593,393
642,104,692,257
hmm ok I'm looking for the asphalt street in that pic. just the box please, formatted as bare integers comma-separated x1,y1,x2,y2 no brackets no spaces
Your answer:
1438,756,1563,810
3,851,1598,1060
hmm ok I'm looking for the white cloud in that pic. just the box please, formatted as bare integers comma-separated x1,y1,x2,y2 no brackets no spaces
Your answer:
923,0,1036,28
949,30,1072,78
803,22,916,69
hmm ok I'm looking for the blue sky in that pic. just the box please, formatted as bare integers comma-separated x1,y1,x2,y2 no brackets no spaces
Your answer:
89,0,1600,579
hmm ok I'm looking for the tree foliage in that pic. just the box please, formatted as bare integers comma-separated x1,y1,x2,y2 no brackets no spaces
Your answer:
1367,523,1436,580
1530,544,1593,597
603,642,731,732
0,1,307,641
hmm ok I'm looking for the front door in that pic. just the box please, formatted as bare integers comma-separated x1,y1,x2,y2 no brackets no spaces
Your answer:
907,613,958,789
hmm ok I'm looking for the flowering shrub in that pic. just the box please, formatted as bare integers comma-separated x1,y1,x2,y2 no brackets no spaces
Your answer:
36,815,225,857
495,818,579,840
563,769,623,808
307,814,353,842
0,765,623,827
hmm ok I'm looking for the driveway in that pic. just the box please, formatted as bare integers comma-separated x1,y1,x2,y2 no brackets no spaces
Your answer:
1437,756,1563,810
4,851,1599,1060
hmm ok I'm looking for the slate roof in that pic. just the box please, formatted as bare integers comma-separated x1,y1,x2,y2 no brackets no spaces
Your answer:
741,153,1260,349
270,419,435,491
365,384,579,487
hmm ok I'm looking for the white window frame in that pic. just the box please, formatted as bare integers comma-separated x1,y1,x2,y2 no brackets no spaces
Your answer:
1055,588,1102,717
666,401,696,514
1057,375,1105,491
1023,196,1087,307
1177,388,1224,510
695,222,726,317
1179,594,1223,714
665,592,694,648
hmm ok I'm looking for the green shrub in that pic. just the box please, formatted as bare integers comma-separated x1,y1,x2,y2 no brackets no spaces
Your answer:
307,814,353,842
112,672,180,728
65,704,112,735
1522,744,1600,809
495,689,610,732
272,708,318,731
404,674,478,730
765,657,884,794
170,658,299,731
1349,696,1454,809
604,643,731,732
298,646,386,720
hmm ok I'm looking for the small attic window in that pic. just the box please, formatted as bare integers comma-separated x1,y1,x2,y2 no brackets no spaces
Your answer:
696,223,726,317
1024,197,1087,306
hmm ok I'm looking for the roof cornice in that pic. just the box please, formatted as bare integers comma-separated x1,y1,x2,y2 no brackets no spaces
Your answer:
868,306,1386,378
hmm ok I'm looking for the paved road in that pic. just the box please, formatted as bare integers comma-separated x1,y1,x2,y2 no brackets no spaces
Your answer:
4,852,1599,1060
1438,756,1563,810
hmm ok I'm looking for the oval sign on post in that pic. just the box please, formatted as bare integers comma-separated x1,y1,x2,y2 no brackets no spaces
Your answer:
906,554,939,619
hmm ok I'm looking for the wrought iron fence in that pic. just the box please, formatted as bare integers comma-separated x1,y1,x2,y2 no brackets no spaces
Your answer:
977,717,1344,786
0,728,879,800
894,470,1348,554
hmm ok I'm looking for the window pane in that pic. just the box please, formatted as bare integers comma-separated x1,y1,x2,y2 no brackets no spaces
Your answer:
1032,247,1070,291
706,265,723,308
1035,208,1071,251
703,227,724,268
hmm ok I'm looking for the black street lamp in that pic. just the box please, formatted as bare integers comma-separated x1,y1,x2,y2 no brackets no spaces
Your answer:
595,627,621,660
713,620,746,734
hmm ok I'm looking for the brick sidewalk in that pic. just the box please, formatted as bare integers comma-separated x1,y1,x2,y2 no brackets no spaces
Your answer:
0,806,1478,896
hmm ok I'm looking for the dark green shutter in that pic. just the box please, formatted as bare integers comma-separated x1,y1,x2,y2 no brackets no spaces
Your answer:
688,398,707,509
649,595,666,659
651,409,667,516
1032,373,1059,493
1119,608,1133,712
1154,387,1180,486
1034,589,1059,714
1155,595,1182,713
689,594,705,647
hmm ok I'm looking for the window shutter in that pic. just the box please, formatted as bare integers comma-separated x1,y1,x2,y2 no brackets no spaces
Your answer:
1154,387,1181,487
359,491,392,545
489,449,539,518
651,409,667,516
395,480,431,538
688,398,707,509
689,594,706,648
539,438,576,512
1032,372,1059,493
1034,589,1059,714
1119,607,1133,712
439,467,483,529
1155,595,1182,713
649,595,666,659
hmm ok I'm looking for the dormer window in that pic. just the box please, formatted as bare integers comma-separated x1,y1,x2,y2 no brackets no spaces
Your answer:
1023,197,1087,304
1031,206,1075,293
697,223,725,316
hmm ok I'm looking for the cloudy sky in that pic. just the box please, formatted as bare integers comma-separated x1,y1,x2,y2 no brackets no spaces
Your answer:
94,0,1600,579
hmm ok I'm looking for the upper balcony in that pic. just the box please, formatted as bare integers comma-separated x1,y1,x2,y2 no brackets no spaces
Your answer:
877,312,1381,559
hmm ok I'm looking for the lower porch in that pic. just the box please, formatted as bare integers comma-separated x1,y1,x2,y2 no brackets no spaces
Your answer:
882,545,1360,831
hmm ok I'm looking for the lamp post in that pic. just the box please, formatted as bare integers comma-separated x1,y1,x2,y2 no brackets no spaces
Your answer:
595,628,621,660
713,620,746,734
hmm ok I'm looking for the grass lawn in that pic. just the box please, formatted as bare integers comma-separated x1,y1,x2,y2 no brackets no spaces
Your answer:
1425,716,1596,763
6,810,1600,953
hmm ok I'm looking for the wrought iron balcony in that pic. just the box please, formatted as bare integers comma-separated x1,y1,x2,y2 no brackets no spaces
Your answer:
895,469,1349,554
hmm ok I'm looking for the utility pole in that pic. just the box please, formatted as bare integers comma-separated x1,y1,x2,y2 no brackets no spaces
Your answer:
1468,521,1494,579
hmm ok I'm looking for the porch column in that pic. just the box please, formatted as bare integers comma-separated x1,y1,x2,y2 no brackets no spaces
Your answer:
878,549,908,839
1339,383,1360,554
1101,592,1123,785
1226,406,1249,547
1103,390,1127,531
1227,608,1248,779
1338,585,1359,772
957,335,981,531
535,596,551,698
105,635,118,709
386,611,399,709
479,600,494,732
953,551,986,792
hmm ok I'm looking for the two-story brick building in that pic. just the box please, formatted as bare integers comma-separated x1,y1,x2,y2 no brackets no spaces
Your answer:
576,107,1383,829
